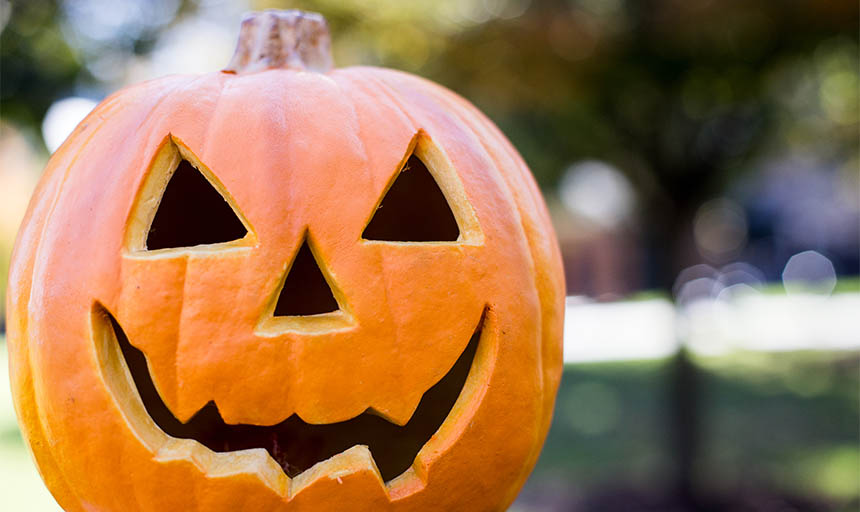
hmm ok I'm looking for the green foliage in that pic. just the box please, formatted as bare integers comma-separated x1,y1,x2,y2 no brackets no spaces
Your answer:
0,1,81,143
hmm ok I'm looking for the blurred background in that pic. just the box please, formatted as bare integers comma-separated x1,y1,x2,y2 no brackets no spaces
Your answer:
1,0,858,510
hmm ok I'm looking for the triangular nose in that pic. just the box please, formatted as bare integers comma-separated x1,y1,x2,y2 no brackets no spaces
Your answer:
273,238,339,316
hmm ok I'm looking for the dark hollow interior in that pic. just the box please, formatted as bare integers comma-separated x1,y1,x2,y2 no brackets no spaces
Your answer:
362,154,460,242
109,309,483,482
146,159,247,250
273,240,339,316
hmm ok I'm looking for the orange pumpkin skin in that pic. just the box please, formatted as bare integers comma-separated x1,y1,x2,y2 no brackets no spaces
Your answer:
7,13,564,512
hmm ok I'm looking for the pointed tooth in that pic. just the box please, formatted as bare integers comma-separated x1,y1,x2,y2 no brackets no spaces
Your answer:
367,395,421,427
290,445,385,497
154,439,288,497
207,448,289,497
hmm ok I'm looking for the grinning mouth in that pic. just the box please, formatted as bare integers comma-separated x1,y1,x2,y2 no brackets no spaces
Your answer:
107,310,483,483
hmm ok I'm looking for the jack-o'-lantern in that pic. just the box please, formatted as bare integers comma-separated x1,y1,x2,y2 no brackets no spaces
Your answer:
7,10,564,512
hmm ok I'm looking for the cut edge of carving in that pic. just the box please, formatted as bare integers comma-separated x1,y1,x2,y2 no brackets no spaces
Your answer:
361,131,483,246
125,134,257,255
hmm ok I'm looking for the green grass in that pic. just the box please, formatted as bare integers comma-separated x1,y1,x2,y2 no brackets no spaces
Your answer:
525,351,860,506
833,276,860,294
759,276,860,295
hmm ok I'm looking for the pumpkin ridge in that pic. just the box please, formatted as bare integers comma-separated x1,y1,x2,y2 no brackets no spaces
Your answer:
329,71,372,191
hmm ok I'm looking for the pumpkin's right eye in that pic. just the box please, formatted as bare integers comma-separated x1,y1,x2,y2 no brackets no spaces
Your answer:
146,158,247,250
126,136,253,253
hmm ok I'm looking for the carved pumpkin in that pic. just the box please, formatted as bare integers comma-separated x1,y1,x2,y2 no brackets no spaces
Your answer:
7,10,564,511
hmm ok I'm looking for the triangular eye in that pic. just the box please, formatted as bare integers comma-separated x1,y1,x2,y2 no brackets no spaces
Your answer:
273,238,339,316
362,152,460,242
146,159,248,250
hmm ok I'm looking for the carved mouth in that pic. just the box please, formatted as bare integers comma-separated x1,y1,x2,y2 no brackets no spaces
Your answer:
105,309,483,483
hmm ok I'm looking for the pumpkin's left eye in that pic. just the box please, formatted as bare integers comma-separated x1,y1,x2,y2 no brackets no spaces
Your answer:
362,133,481,244
363,151,459,242
127,136,252,252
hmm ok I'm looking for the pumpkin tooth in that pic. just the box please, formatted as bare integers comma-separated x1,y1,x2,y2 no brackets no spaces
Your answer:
365,400,420,427
289,445,385,497
207,448,289,498
153,440,289,497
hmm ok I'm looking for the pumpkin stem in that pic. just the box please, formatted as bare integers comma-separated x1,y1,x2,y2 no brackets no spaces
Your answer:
223,10,333,74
